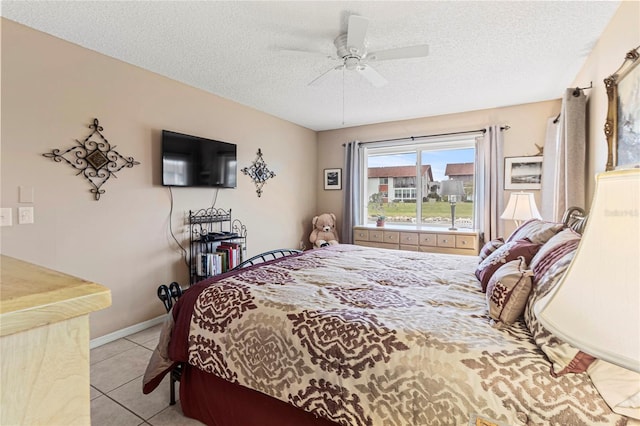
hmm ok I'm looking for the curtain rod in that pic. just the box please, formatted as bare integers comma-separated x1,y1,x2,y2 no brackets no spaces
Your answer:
553,82,593,123
343,126,510,146
572,81,592,97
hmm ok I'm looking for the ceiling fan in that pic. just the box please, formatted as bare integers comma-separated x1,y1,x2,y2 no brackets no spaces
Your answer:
309,15,430,88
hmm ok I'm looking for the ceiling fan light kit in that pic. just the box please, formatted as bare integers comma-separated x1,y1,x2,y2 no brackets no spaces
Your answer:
309,14,430,88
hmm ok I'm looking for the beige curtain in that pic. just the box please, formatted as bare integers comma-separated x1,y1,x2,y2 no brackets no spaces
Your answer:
474,125,505,242
541,88,586,221
341,141,362,244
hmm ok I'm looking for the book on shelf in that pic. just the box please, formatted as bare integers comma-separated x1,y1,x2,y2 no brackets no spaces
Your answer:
196,253,207,276
216,248,229,272
194,240,243,277
196,252,223,277
217,242,241,269
212,253,223,275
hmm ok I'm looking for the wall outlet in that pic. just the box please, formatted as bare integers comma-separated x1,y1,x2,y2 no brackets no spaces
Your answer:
18,207,34,224
0,208,12,226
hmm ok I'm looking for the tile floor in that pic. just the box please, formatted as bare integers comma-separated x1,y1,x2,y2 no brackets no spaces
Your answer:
90,324,204,426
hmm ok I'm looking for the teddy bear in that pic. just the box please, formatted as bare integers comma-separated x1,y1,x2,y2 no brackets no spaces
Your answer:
309,213,340,248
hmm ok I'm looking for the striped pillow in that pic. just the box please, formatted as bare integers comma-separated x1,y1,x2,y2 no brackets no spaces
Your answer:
525,248,596,376
507,219,564,245
530,229,581,284
479,238,505,261
475,239,541,292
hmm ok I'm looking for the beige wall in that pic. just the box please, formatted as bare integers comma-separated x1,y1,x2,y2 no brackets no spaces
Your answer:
1,1,636,339
317,0,638,237
0,19,318,338
317,99,561,238
570,0,640,204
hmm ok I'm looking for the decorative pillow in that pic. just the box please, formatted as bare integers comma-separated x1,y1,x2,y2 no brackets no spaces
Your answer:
524,249,574,331
530,228,581,284
475,239,541,292
525,248,596,376
506,219,564,245
486,257,533,326
478,237,505,261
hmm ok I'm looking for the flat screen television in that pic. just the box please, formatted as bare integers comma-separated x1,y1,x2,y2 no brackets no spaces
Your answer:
162,130,237,188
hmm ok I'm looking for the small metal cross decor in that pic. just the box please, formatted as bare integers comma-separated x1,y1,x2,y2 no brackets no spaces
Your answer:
241,148,276,197
43,118,140,200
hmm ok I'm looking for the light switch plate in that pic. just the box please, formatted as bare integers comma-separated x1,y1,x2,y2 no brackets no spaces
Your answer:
18,207,34,224
0,208,12,226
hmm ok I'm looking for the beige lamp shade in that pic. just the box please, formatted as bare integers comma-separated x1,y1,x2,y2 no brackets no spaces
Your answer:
501,192,542,225
535,169,640,372
440,180,464,198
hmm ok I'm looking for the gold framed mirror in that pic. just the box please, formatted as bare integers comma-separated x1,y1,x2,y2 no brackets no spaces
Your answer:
604,46,640,171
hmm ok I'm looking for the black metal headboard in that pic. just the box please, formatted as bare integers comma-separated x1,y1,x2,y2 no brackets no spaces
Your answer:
561,206,588,234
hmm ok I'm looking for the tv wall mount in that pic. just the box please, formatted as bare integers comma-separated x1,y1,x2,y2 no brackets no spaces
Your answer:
242,148,276,197
43,118,140,200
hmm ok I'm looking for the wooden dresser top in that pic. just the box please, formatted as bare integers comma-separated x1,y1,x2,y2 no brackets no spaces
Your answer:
0,255,111,336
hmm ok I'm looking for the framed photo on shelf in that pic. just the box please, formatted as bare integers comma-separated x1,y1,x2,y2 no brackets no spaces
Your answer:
604,46,640,170
323,168,342,190
504,156,543,190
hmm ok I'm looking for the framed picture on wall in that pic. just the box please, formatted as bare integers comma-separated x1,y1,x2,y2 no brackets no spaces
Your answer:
604,46,640,170
504,156,543,190
324,168,342,190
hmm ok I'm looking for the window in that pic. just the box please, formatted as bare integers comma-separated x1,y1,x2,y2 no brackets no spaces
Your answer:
394,177,415,188
394,188,416,201
363,135,477,229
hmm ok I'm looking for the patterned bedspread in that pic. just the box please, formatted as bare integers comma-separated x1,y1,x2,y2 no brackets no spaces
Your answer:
143,244,628,426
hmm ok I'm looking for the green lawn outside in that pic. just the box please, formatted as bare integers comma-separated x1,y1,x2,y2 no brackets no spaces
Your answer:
369,201,474,223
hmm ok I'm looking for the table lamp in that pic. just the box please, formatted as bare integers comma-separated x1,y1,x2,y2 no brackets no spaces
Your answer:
440,180,465,230
501,192,542,226
535,169,640,372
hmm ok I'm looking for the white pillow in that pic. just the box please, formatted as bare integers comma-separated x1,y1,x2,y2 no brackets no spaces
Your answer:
587,359,640,420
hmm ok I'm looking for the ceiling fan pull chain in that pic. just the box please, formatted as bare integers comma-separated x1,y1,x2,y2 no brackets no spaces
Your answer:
342,67,345,126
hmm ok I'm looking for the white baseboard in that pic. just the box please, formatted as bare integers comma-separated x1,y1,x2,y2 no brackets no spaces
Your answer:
90,314,166,349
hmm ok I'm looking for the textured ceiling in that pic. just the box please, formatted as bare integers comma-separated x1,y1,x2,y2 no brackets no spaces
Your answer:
1,1,621,131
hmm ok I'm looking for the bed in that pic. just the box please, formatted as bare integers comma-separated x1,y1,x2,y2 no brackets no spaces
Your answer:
143,213,636,426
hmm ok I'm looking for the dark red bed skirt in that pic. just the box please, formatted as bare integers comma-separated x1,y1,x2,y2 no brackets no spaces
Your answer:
180,365,339,426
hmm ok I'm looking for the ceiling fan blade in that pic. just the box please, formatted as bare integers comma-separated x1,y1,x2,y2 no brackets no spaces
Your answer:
274,47,335,60
357,65,387,88
346,15,369,55
308,65,344,86
366,44,429,62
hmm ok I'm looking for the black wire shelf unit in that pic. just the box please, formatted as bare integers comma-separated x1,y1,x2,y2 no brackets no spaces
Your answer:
188,208,247,285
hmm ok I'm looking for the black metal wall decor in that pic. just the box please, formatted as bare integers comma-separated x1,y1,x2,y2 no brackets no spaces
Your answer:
43,118,140,200
241,148,276,197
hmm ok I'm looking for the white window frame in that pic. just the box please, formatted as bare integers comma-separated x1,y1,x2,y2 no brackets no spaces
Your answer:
361,134,480,226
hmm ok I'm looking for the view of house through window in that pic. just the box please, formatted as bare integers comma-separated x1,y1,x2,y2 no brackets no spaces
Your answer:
364,138,476,229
